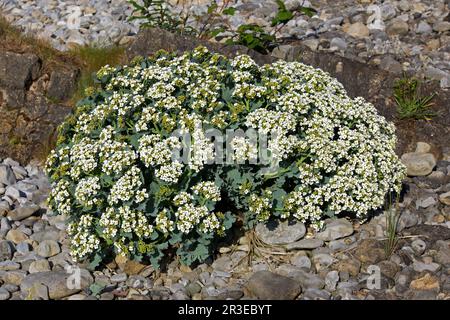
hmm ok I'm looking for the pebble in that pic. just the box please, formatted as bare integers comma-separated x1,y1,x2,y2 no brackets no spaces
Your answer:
255,220,306,245
315,219,354,241
36,240,60,258
290,255,312,270
0,288,11,300
111,273,128,283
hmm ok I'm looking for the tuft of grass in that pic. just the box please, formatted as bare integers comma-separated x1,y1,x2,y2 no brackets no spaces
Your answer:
384,193,401,258
67,45,126,104
393,77,436,120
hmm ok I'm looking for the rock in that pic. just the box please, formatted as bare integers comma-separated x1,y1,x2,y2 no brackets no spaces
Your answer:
2,270,27,285
325,270,339,291
410,240,426,257
377,260,400,279
311,253,335,271
277,265,325,289
386,18,409,36
15,242,31,255
0,288,11,300
246,271,302,300
0,261,20,271
31,226,61,243
416,196,437,209
36,240,60,258
211,256,234,272
439,191,450,206
330,37,347,51
6,229,28,244
0,52,41,89
21,270,93,299
0,240,15,261
29,259,51,273
354,239,385,265
290,255,312,269
111,273,128,283
409,273,440,291
401,152,436,176
434,240,450,265
303,288,331,300
0,217,11,237
7,204,40,221
255,220,306,245
416,21,432,34
0,165,16,186
27,283,49,300
412,259,441,273
334,258,361,277
345,22,370,38
433,21,450,32
315,219,354,241
379,56,402,74
285,238,324,250
46,69,79,102
115,256,146,275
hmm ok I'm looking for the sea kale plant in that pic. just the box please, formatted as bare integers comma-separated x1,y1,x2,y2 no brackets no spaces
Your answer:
45,46,406,268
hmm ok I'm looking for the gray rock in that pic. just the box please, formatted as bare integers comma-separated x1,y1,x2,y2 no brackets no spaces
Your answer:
316,219,354,241
290,255,312,269
7,204,40,221
0,261,21,271
111,273,128,283
15,242,31,255
46,69,79,102
246,270,302,300
412,260,441,273
379,56,402,73
416,196,437,209
411,239,427,255
0,52,41,89
277,265,325,289
255,220,306,245
325,270,339,291
0,217,11,237
312,253,335,271
330,37,347,51
211,256,234,272
0,288,11,300
303,288,331,300
0,240,15,261
285,238,324,250
36,240,61,258
416,21,432,34
0,165,16,186
21,270,93,299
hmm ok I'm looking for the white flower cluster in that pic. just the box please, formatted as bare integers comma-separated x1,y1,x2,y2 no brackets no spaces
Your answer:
230,136,258,163
75,177,101,207
67,215,100,260
192,181,221,202
155,209,175,234
48,180,72,215
248,191,273,222
108,166,143,204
